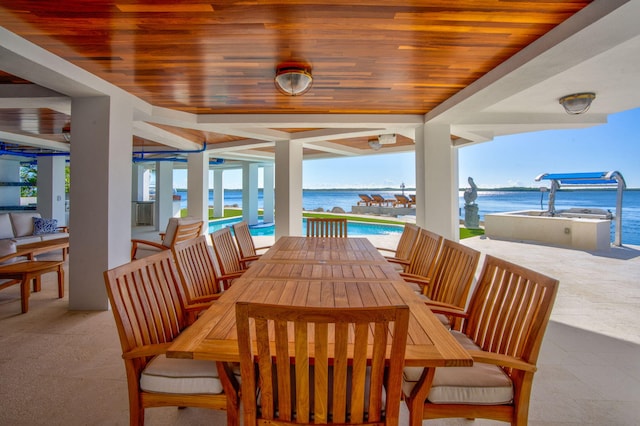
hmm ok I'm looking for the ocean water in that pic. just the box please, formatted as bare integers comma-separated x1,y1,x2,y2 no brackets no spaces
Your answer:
176,189,640,246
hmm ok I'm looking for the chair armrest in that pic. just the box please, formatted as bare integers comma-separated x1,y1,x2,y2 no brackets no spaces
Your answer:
387,257,410,266
0,250,24,265
131,239,166,250
400,273,431,293
376,246,396,254
122,342,173,360
57,226,69,233
239,255,260,265
424,300,465,311
427,304,469,319
255,245,271,252
466,350,537,373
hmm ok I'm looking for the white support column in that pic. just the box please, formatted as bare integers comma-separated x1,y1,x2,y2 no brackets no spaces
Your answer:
213,169,224,218
414,125,426,228
131,164,144,201
242,162,259,226
274,140,303,238
417,123,459,241
0,159,20,206
187,152,209,223
155,161,173,230
69,95,132,310
36,156,66,225
262,164,275,224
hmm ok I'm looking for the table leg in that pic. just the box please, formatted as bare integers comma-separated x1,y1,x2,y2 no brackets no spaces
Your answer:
57,264,64,298
33,275,42,292
20,278,30,313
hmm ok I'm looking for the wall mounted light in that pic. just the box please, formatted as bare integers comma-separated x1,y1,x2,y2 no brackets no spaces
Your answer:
274,63,313,96
559,92,596,115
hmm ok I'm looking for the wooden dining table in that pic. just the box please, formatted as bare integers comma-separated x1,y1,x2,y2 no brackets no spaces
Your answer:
168,236,472,369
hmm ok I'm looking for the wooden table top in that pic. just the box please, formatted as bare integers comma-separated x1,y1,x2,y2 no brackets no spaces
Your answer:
168,237,472,368
0,260,64,274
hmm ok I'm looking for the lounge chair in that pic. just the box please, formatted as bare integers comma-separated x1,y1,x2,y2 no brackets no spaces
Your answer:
357,194,374,206
371,194,395,206
131,217,203,260
394,194,412,207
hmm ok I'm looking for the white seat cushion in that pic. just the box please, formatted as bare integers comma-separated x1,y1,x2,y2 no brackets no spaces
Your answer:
403,331,513,405
140,354,224,394
10,212,40,237
0,214,14,239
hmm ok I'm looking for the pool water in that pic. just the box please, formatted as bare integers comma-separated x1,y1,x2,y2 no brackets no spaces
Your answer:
208,217,404,236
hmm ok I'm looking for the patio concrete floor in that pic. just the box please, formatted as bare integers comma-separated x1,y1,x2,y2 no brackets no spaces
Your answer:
0,232,638,425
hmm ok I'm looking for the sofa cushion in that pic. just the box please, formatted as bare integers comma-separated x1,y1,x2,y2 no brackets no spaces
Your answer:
10,212,41,237
140,354,224,394
0,214,14,239
0,239,17,259
403,331,513,405
33,217,58,235
13,235,43,245
40,232,69,241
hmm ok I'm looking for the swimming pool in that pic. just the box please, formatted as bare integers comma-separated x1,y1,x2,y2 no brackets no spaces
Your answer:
208,217,404,236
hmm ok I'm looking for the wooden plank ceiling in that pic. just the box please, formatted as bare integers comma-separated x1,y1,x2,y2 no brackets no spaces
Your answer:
0,1,592,157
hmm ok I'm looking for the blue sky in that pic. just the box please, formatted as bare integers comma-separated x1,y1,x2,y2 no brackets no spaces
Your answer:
174,107,639,189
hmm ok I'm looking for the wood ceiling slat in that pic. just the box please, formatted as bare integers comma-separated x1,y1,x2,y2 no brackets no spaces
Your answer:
0,1,591,115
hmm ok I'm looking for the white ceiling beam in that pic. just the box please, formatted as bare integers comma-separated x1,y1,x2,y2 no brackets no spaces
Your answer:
0,130,69,152
0,84,71,114
426,0,633,124
133,122,201,150
205,139,274,153
303,140,363,156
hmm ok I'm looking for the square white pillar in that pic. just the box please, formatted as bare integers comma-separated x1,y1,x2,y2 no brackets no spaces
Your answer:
69,95,132,310
36,156,67,225
213,169,224,218
416,123,459,241
242,162,259,225
274,140,303,238
262,164,275,224
155,160,174,230
187,152,209,223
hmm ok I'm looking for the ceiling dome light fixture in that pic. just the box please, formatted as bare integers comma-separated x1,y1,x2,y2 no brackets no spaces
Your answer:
368,139,381,151
559,92,596,115
274,63,313,96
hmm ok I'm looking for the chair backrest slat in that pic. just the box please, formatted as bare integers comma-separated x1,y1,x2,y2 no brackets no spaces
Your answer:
236,303,409,425
210,227,244,275
464,255,559,366
306,218,348,238
427,238,481,311
394,223,420,262
104,251,187,354
232,221,257,259
404,228,443,279
172,235,223,305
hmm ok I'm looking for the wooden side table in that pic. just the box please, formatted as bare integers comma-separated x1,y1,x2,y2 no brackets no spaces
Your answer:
0,261,65,313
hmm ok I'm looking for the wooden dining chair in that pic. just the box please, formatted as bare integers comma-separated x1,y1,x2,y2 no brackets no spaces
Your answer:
306,217,348,238
231,220,271,265
103,251,239,426
172,235,229,324
377,223,420,270
399,228,443,292
415,238,481,329
209,227,248,287
403,255,559,426
236,302,410,426
131,217,203,260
